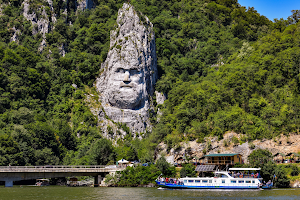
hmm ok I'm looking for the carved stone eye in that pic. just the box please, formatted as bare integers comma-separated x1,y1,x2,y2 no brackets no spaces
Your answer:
117,68,125,73
130,69,139,75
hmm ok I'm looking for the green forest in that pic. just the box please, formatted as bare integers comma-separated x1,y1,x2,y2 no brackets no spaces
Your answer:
1,0,300,166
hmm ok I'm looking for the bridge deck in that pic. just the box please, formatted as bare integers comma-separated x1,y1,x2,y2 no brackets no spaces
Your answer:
0,165,126,187
0,165,125,173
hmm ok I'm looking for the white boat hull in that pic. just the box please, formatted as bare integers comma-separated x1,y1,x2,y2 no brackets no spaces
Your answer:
156,170,266,190
156,181,260,189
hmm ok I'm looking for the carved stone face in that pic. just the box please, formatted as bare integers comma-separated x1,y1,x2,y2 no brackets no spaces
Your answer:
96,2,157,115
106,61,145,109
95,3,157,133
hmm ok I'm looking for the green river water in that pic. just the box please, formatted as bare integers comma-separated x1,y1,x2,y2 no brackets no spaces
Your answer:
1,186,300,200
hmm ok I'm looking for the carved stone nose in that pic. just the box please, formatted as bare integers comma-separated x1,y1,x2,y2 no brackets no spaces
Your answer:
123,71,130,82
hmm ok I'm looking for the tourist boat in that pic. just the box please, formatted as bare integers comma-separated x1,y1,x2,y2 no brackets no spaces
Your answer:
156,168,270,189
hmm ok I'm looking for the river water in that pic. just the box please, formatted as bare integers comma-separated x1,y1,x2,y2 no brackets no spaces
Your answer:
1,186,300,200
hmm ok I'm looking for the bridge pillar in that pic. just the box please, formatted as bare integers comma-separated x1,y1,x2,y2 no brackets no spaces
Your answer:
94,176,99,187
5,180,13,187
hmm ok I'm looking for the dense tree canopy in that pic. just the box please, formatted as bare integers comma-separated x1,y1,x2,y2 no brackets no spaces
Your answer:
248,149,290,188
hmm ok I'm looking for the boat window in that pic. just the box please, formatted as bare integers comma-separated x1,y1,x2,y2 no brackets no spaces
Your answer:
222,180,225,183
195,180,201,183
209,180,212,183
246,181,251,183
202,180,208,183
231,180,236,183
184,180,187,183
188,180,194,183
238,180,244,183
221,175,228,178
252,180,255,183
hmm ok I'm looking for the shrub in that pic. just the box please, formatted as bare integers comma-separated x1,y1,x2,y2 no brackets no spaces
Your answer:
291,165,299,176
249,142,255,149
180,163,196,178
223,139,229,147
248,149,273,168
232,136,239,146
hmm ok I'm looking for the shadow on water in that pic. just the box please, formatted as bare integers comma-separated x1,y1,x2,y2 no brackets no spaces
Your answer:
1,186,300,200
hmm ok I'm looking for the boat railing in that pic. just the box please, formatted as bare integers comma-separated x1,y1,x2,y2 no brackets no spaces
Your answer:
230,174,261,178
159,181,184,185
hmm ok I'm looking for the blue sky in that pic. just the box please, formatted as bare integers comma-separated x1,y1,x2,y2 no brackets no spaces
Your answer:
238,0,300,21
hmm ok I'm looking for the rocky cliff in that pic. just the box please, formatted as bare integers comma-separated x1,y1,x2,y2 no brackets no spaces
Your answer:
77,0,94,11
22,0,55,51
95,3,157,136
20,0,95,53
157,132,300,165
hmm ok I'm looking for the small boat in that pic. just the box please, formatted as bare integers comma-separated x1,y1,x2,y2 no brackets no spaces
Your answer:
67,177,79,187
156,168,271,189
262,180,273,189
35,179,50,186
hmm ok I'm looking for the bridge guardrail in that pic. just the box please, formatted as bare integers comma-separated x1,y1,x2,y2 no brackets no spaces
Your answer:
0,165,124,169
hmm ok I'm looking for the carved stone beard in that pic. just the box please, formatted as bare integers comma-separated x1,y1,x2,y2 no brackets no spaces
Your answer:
107,82,145,109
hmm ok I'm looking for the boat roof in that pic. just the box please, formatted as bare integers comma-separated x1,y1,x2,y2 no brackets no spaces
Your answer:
229,168,261,171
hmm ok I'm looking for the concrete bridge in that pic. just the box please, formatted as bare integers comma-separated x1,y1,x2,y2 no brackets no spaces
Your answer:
0,165,125,187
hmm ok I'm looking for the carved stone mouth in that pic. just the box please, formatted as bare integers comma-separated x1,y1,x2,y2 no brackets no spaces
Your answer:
120,82,134,88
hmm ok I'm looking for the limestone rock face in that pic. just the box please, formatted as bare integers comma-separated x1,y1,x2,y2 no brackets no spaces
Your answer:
77,0,94,11
95,3,157,134
10,27,21,43
155,91,167,105
23,1,51,36
156,132,300,165
22,0,56,52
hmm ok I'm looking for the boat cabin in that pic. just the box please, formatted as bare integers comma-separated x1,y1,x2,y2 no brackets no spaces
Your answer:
181,169,262,188
228,168,262,178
